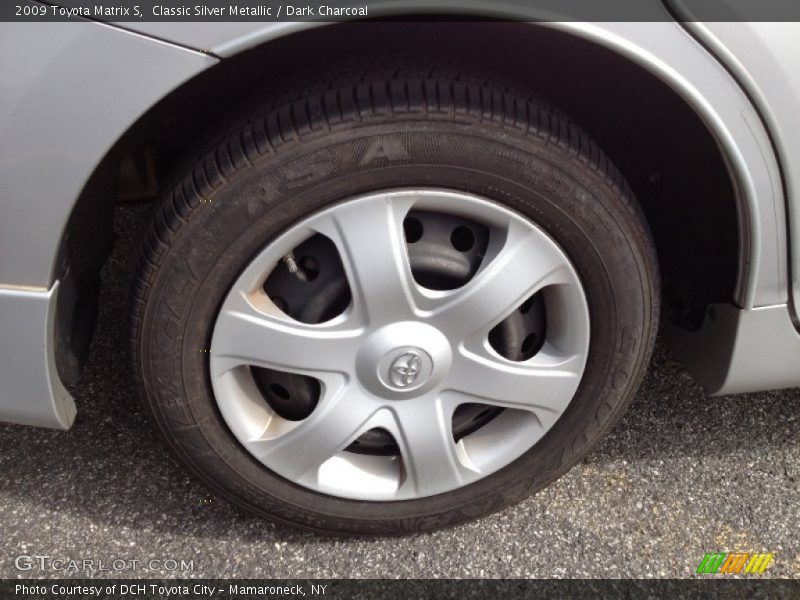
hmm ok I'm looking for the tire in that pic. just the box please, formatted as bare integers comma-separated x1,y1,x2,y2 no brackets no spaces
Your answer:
131,62,659,535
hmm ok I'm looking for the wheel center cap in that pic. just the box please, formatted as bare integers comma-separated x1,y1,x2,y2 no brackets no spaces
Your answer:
388,351,423,387
356,322,451,398
381,347,432,391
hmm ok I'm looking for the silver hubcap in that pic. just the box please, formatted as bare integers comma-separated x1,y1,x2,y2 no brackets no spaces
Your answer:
210,189,590,501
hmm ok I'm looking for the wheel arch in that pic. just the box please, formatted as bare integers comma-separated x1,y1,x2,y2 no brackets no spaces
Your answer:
58,19,779,387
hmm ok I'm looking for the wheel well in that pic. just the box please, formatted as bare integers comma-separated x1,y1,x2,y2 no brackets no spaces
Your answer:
62,21,738,373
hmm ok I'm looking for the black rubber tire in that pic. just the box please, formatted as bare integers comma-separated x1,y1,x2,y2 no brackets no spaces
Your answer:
131,62,659,535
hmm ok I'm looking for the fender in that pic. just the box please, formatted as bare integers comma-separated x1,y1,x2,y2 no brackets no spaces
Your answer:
0,22,215,428
115,18,787,309
679,21,800,321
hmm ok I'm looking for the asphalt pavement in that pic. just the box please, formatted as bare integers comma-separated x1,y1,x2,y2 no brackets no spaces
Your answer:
1,204,798,579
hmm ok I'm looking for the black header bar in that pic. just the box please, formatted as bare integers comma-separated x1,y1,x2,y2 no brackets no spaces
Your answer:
4,0,800,22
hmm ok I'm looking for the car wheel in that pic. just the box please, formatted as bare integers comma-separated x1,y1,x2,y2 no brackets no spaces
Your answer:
131,63,659,534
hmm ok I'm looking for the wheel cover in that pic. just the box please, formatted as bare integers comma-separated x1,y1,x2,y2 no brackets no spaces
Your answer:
209,189,590,501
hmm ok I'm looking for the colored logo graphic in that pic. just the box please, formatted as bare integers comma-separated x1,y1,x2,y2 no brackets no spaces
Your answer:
696,552,773,575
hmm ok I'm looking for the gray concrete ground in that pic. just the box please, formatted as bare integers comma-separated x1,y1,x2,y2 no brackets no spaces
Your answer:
1,204,798,579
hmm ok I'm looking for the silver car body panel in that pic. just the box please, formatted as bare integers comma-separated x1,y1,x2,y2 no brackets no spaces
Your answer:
0,22,215,427
0,283,75,428
0,22,217,287
682,22,800,320
1,18,798,429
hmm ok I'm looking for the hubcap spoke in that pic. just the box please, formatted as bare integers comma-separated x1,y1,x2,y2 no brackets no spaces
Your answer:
210,290,362,378
446,345,584,423
312,194,417,325
389,398,470,496
426,220,574,341
249,385,378,483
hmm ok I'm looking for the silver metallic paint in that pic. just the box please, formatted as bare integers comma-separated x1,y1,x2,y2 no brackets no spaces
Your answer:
0,22,217,287
682,22,800,320
0,22,215,427
0,283,75,428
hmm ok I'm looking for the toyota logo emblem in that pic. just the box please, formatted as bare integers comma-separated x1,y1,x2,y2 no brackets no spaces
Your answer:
389,352,422,388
